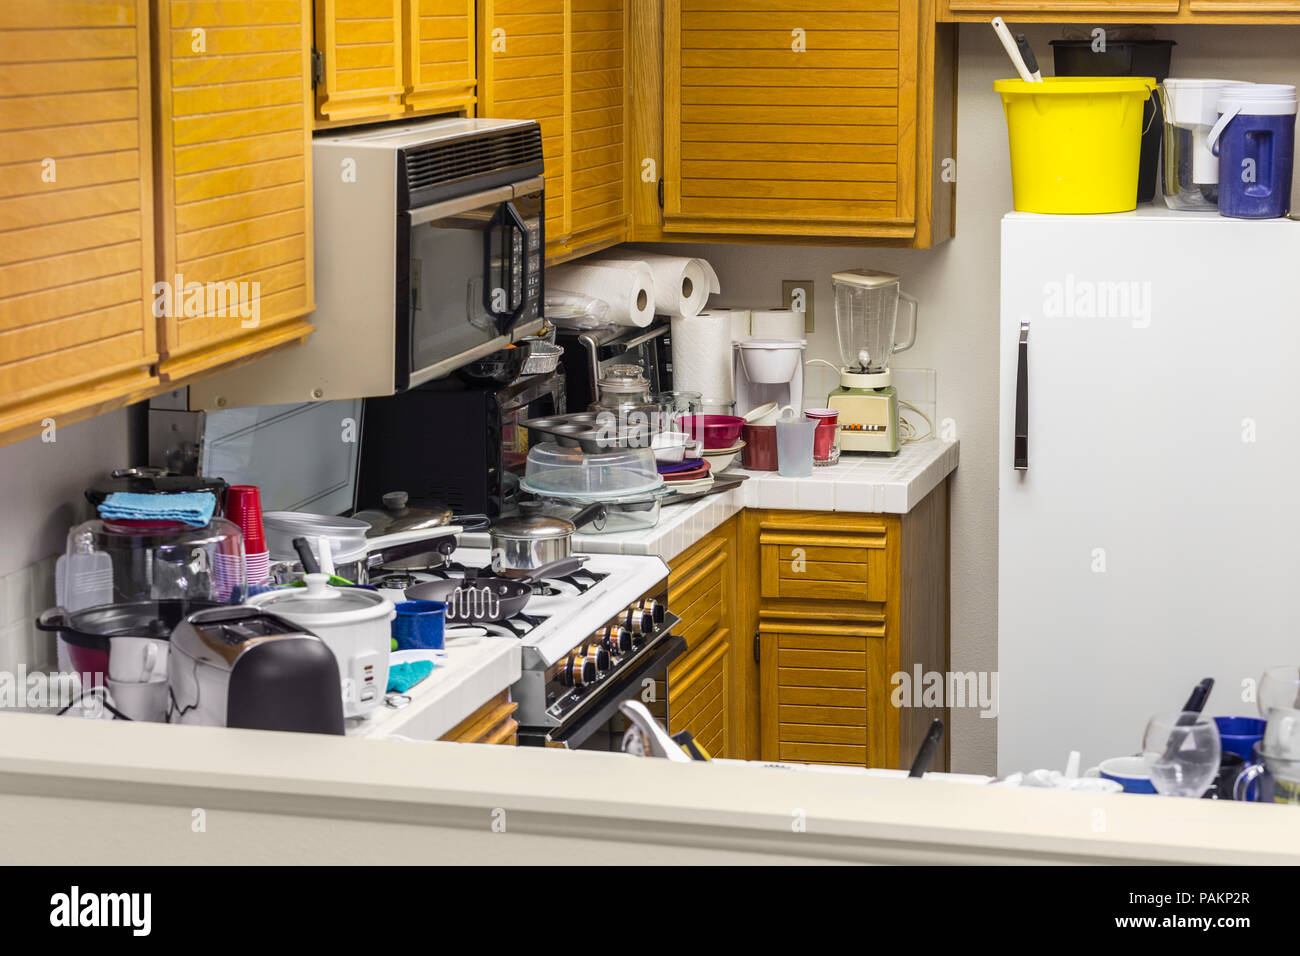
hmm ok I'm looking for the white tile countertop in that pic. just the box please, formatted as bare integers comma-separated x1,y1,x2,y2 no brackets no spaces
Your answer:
462,438,958,563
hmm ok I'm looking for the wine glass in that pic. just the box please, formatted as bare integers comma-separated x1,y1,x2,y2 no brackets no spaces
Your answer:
1258,665,1300,717
1142,711,1221,798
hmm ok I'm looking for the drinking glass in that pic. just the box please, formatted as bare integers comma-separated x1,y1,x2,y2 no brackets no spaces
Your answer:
1142,711,1221,798
1258,665,1300,716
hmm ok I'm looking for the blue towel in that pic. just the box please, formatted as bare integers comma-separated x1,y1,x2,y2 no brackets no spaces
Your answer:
387,660,435,693
99,491,217,527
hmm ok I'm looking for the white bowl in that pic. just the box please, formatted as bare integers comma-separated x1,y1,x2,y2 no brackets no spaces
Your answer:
703,440,746,474
737,339,803,384
651,430,690,463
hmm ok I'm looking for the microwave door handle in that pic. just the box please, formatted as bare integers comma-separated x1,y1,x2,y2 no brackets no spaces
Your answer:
481,201,529,337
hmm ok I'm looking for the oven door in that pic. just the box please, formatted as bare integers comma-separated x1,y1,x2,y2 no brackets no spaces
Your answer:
403,185,542,390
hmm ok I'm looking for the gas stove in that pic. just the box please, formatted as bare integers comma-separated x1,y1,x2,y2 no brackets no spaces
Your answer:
372,547,684,747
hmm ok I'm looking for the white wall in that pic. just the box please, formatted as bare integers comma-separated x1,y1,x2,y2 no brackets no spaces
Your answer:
636,23,1300,773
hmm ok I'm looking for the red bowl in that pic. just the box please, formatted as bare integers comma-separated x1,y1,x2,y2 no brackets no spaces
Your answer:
679,414,745,450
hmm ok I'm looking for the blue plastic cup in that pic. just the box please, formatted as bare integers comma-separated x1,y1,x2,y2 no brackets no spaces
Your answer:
392,600,446,650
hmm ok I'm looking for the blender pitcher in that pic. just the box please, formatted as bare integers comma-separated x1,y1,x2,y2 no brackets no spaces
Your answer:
832,270,918,373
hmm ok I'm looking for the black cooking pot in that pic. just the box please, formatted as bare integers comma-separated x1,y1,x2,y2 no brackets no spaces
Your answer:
37,600,220,680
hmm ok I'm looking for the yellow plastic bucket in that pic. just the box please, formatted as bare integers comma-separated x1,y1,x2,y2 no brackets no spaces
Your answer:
995,77,1155,214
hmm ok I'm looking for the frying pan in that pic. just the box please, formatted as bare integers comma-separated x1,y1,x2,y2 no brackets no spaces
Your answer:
403,556,589,624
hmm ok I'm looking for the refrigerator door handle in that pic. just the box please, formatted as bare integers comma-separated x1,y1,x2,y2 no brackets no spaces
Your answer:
1014,321,1029,471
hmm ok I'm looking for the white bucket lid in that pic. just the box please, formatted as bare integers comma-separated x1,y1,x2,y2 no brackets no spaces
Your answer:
1217,83,1298,116
1162,78,1252,126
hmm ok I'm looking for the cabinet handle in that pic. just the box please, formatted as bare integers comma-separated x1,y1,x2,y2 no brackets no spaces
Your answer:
753,631,760,664
1014,321,1029,471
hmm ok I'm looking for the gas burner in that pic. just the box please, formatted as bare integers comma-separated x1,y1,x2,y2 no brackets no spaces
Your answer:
372,572,417,591
529,583,561,597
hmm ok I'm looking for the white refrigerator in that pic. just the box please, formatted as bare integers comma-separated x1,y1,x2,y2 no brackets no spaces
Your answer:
998,209,1300,775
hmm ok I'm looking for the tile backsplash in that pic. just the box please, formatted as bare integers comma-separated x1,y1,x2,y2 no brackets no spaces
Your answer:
0,556,58,673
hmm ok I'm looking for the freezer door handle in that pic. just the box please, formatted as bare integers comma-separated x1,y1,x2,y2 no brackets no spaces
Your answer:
1014,321,1029,471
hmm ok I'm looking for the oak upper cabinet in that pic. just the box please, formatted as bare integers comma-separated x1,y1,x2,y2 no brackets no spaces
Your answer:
478,0,629,263
313,0,405,122
0,0,159,442
154,0,316,382
656,0,954,245
405,0,478,114
313,0,476,124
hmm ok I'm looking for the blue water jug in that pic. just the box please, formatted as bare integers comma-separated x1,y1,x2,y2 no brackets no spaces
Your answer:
1209,83,1297,219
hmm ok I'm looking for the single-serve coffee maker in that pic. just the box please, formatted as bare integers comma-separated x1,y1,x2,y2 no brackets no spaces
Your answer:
733,338,806,417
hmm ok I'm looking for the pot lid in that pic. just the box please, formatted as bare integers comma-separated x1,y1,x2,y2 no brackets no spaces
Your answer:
830,268,900,288
491,513,575,539
249,574,394,624
353,491,453,536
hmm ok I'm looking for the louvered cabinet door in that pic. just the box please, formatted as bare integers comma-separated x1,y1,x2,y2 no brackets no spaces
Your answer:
666,628,731,758
155,0,315,382
315,0,406,122
663,0,919,238
404,0,477,114
759,617,889,768
564,0,626,257
0,0,159,442
479,0,567,255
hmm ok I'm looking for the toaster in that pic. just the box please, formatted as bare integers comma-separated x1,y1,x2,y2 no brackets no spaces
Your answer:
168,606,345,735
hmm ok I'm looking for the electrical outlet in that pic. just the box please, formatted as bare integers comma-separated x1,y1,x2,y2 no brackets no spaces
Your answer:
782,279,814,334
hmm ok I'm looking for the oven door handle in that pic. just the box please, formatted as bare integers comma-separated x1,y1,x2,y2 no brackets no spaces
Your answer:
482,200,529,337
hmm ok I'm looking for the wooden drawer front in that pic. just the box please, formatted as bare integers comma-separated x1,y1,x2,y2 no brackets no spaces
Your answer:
761,622,886,767
666,628,729,758
405,0,476,114
157,0,315,378
441,691,519,744
316,0,405,121
0,0,159,427
759,526,887,604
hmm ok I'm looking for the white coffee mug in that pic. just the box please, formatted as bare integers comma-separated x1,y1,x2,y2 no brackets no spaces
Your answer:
108,637,167,683
106,676,169,722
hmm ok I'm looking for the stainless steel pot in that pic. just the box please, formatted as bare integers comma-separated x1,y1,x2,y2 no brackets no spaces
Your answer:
488,503,606,574
263,511,459,584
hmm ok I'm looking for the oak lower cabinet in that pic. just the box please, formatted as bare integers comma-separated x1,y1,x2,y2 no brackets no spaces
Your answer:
154,0,316,382
439,691,519,744
656,516,740,758
751,486,950,771
0,0,160,443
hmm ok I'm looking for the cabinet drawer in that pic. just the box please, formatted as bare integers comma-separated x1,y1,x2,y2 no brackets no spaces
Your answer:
759,527,887,604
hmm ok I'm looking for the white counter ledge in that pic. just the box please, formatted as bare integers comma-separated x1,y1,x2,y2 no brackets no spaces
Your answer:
348,636,520,742
0,713,1293,865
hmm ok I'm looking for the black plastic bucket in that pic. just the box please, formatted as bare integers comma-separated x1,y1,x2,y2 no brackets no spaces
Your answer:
1051,39,1175,203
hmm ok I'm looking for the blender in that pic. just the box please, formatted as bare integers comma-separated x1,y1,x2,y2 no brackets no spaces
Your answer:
814,270,918,455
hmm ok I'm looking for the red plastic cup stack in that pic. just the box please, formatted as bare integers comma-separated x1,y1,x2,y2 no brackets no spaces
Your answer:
223,485,266,594
805,409,840,465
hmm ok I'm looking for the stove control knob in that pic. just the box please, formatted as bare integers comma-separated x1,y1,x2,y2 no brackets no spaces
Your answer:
582,641,611,673
637,599,666,625
601,624,633,654
561,654,597,687
624,607,655,640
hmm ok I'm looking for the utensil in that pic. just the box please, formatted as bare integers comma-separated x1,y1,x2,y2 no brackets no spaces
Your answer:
908,718,944,778
1142,710,1221,797
105,675,169,722
488,504,607,574
107,636,167,683
775,406,816,478
1015,33,1041,82
1158,677,1214,762
1214,715,1267,759
679,413,745,449
404,557,590,624
991,16,1036,82
522,486,668,534
524,440,664,497
1098,755,1156,794
1263,707,1300,759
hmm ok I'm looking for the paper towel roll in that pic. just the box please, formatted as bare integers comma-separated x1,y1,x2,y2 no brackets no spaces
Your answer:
592,252,720,318
671,310,736,404
751,308,803,340
546,261,656,328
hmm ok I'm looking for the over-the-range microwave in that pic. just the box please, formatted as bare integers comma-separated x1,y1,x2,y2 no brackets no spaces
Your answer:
190,117,546,410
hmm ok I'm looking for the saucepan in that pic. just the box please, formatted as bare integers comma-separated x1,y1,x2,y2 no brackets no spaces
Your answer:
488,504,606,575
404,557,589,624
